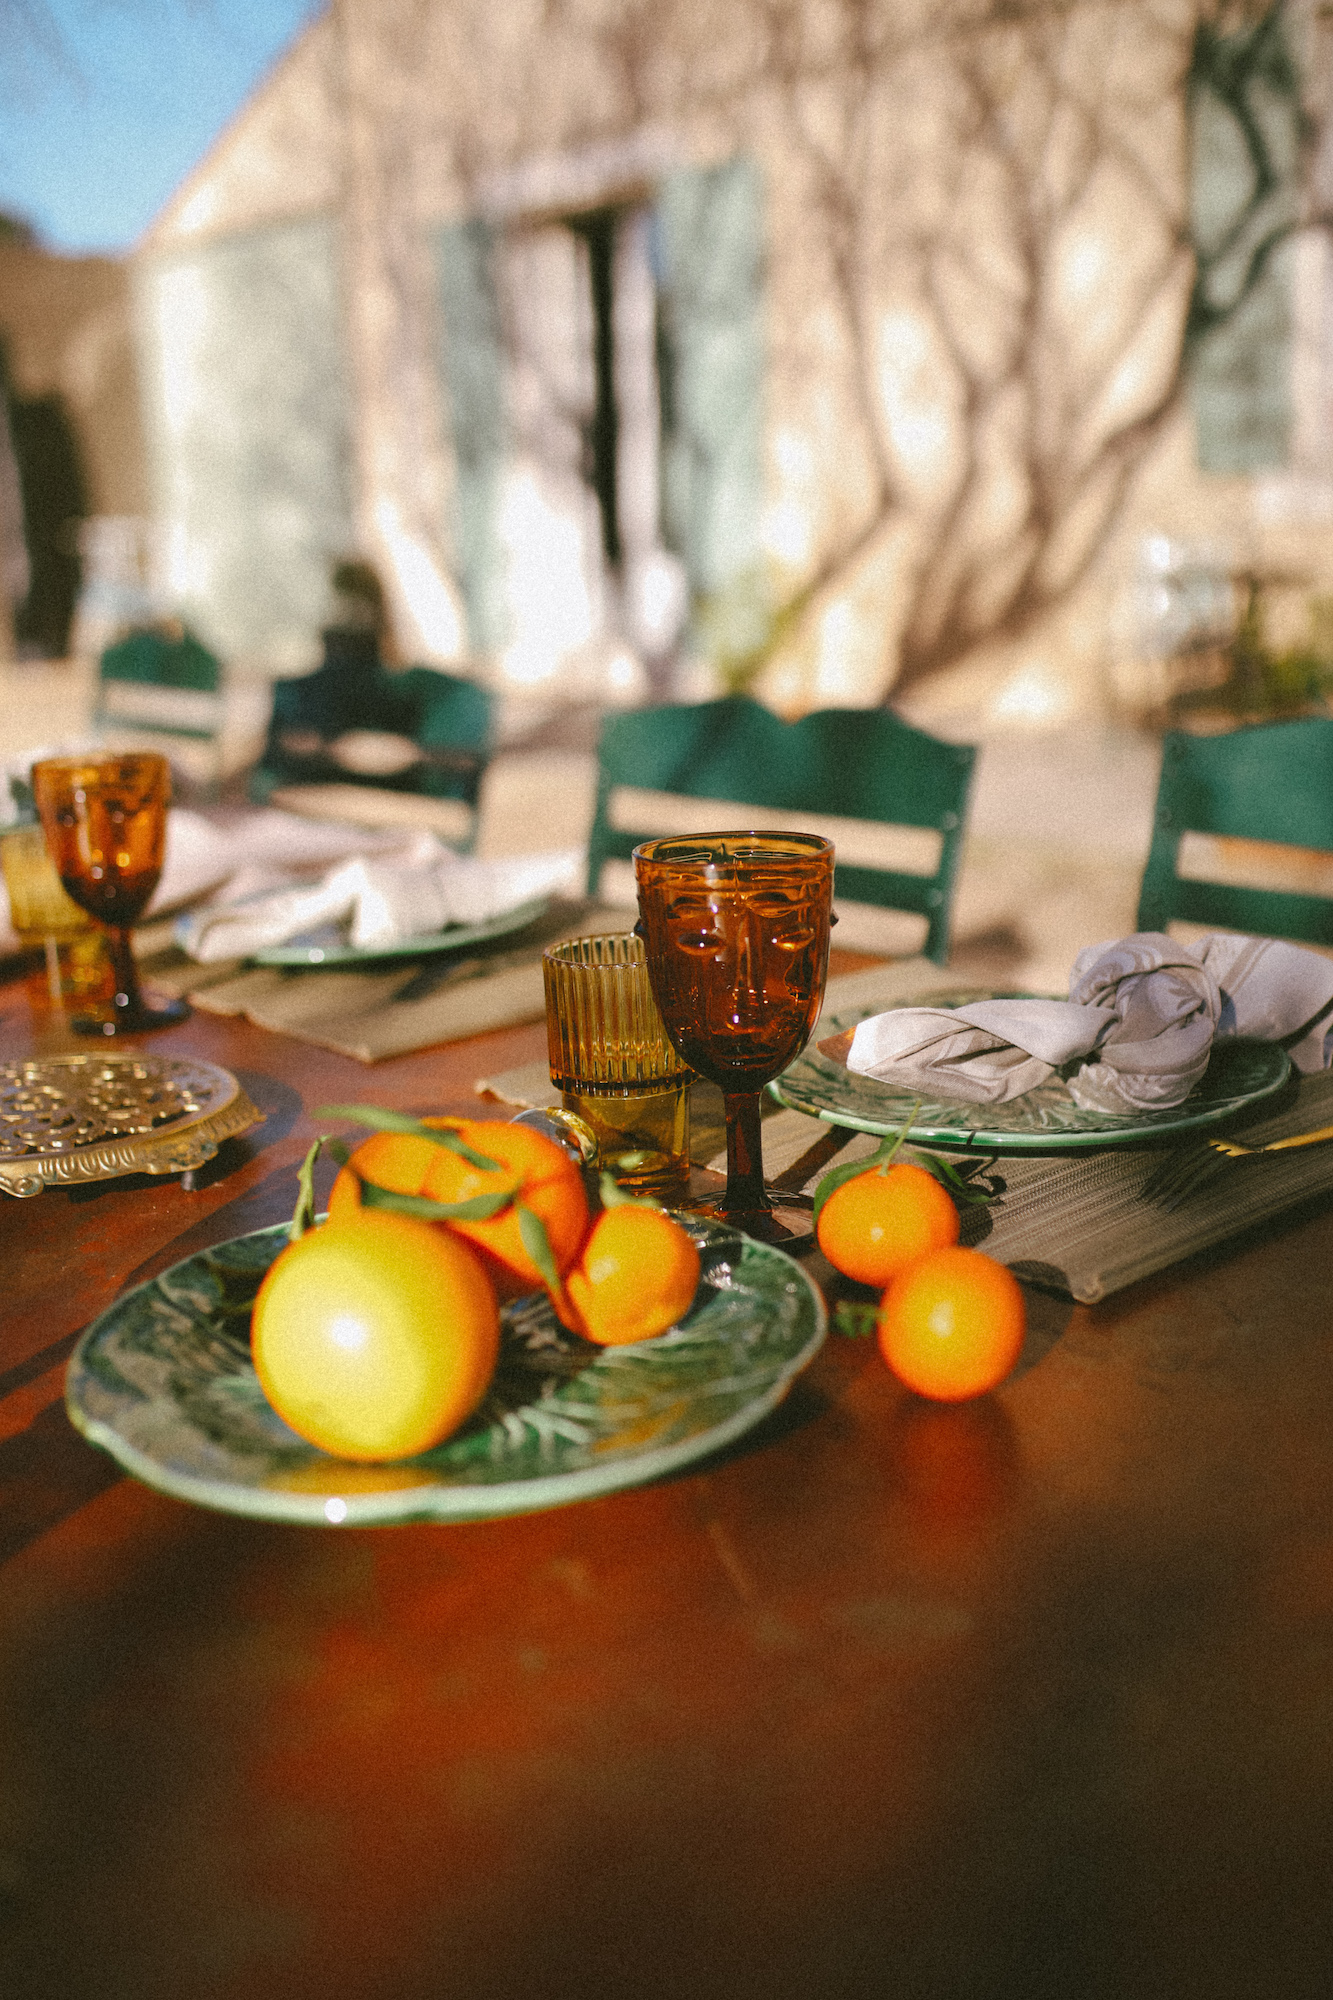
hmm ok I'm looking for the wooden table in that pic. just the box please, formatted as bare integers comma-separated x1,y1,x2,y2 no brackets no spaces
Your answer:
4,967,1333,1999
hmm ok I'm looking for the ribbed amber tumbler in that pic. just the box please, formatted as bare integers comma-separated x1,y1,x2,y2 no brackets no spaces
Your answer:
543,932,692,1196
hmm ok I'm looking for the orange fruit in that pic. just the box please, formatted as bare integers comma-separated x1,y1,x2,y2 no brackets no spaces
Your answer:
326,1126,446,1219
557,1204,701,1345
330,1115,589,1302
876,1245,1025,1402
816,1160,959,1287
252,1209,500,1460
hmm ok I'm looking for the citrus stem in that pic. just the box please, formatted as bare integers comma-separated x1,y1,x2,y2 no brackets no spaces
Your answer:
290,1137,325,1241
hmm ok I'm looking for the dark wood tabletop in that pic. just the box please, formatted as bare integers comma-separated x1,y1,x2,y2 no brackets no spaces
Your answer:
3,961,1333,2000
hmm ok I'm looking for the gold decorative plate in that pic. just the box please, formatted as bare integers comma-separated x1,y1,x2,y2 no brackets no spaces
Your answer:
0,1053,263,1198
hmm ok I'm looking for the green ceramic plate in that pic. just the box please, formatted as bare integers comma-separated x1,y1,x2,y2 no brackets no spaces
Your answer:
248,894,549,967
771,989,1292,1153
65,1219,826,1526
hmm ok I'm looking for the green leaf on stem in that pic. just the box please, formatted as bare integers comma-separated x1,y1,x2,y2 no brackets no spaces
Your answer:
833,1300,880,1339
912,1153,997,1205
318,1104,502,1172
357,1179,518,1222
516,1202,562,1294
290,1137,324,1241
597,1171,661,1212
811,1101,999,1226
810,1099,921,1230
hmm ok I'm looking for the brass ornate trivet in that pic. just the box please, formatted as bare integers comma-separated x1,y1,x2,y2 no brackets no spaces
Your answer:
0,1054,264,1198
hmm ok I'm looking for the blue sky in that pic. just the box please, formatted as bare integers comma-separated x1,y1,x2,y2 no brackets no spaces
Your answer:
0,1,324,254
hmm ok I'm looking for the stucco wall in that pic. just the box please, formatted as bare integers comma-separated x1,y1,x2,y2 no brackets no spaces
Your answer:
0,239,146,520
131,0,1333,723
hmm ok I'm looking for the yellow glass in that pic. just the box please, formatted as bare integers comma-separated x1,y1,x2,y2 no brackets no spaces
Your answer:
543,932,692,1196
0,822,115,1014
31,752,188,1035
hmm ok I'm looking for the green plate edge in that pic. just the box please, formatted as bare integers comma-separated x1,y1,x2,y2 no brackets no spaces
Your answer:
772,995,1292,1153
65,1219,827,1527
249,895,550,967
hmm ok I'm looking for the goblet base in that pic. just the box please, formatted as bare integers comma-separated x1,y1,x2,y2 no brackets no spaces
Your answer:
686,1187,816,1251
71,993,190,1037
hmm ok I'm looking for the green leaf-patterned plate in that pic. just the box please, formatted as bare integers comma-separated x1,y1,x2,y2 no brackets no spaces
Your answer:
771,990,1291,1153
250,895,549,966
65,1219,826,1526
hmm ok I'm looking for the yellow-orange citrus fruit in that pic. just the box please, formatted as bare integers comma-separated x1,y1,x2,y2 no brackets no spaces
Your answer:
876,1245,1025,1402
252,1209,500,1460
816,1160,959,1287
557,1204,701,1345
327,1126,446,1219
330,1115,589,1301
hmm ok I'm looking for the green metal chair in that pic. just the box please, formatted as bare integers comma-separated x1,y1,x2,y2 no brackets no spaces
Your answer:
587,695,977,964
1137,718,1333,944
95,624,226,789
249,634,493,850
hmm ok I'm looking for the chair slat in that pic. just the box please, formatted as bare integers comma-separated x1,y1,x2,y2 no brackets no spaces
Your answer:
587,696,976,964
1137,719,1333,945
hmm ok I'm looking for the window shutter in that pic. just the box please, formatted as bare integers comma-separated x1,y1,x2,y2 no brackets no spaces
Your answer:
655,158,765,597
134,216,355,661
433,220,508,654
1188,11,1301,473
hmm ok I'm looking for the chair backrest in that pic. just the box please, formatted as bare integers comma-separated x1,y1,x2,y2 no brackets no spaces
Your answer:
587,696,976,964
1137,718,1333,945
95,626,224,739
250,641,494,849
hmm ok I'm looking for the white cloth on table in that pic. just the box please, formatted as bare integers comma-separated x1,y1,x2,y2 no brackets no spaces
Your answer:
176,830,581,961
845,932,1333,1113
1,803,582,959
1,805,438,956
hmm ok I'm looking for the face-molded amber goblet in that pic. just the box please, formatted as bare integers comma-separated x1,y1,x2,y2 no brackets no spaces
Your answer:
634,830,834,1244
31,752,189,1036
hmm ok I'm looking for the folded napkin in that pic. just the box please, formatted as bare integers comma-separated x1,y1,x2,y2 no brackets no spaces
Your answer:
846,932,1333,1113
177,832,582,961
1,800,443,955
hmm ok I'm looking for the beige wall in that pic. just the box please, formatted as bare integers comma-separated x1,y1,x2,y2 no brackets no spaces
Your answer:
143,12,342,253
137,0,1333,729
0,239,146,519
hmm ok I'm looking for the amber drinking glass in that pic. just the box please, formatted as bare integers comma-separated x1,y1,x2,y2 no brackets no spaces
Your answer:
633,831,834,1244
31,752,189,1035
543,932,692,1197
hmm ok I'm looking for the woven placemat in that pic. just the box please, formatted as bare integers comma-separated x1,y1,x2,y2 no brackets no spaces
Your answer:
739,1072,1333,1304
136,900,630,1063
478,1017,1333,1303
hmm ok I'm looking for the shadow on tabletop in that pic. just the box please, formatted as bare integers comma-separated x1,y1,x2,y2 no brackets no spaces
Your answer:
62,1068,300,1206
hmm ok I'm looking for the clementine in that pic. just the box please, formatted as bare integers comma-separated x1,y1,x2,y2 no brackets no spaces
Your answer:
876,1245,1026,1401
326,1125,448,1220
557,1203,701,1345
329,1114,588,1302
816,1159,960,1287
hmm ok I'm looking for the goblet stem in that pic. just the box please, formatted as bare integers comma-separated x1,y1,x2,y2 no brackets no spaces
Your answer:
108,927,140,1015
721,1091,770,1221
74,924,188,1036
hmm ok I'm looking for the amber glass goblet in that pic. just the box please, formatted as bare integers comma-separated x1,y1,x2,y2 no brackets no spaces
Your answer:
634,830,834,1245
31,752,189,1035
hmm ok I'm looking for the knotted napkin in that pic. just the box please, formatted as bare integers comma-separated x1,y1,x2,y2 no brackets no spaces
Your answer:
844,932,1333,1113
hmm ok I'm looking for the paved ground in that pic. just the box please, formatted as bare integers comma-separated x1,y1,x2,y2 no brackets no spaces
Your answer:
0,657,1161,994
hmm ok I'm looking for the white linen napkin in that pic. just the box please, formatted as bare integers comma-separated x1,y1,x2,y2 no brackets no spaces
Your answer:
845,932,1333,1113
176,834,582,961
148,806,432,917
0,806,427,956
